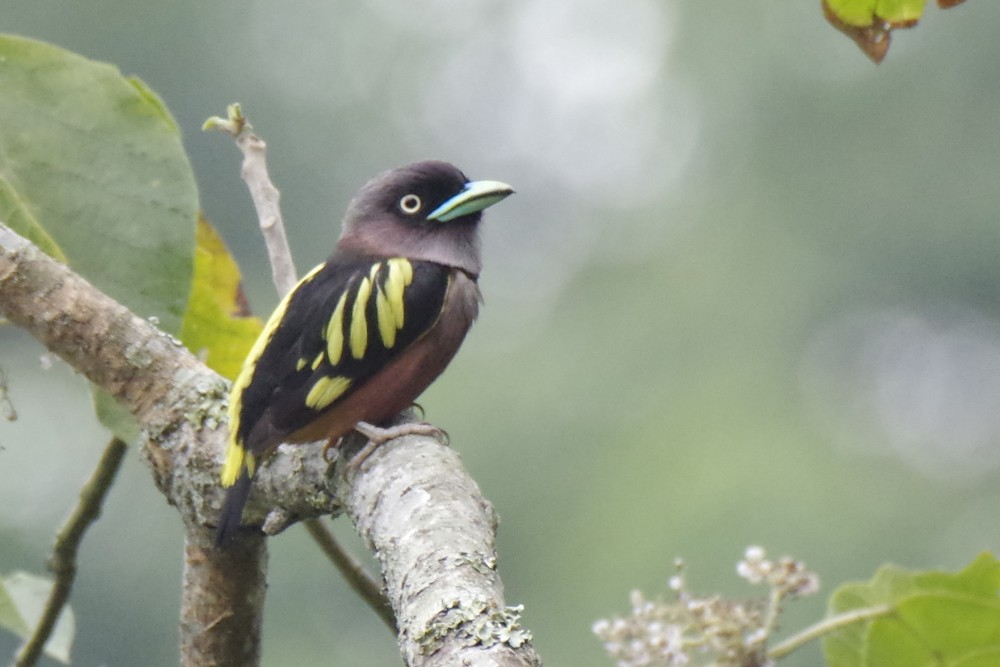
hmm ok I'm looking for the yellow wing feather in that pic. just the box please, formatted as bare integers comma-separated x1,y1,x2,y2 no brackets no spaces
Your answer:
222,263,325,487
349,275,373,359
304,375,352,410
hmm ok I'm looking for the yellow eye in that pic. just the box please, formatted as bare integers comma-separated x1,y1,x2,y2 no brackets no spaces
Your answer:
399,194,422,214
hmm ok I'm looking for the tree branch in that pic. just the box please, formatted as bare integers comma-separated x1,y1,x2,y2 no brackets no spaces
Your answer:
336,432,541,667
180,529,268,667
0,224,333,524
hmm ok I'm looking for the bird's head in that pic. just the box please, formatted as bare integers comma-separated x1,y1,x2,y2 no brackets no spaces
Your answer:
336,160,514,276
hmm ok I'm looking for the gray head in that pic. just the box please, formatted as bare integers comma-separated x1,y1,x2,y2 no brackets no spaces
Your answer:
336,160,514,277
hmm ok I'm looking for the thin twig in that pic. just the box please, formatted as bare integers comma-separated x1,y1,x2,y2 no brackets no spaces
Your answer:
303,519,397,632
13,437,128,667
204,104,297,294
768,604,893,660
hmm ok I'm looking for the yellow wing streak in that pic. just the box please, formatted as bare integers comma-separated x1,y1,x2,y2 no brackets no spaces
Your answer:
311,351,325,370
305,375,352,410
349,275,373,360
385,258,412,329
326,291,348,365
398,257,413,284
375,284,396,348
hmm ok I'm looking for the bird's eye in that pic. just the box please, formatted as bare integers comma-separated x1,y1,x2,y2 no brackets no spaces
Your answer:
399,194,422,214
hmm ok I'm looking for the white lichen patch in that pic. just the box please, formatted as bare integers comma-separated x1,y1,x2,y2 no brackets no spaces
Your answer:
418,598,533,654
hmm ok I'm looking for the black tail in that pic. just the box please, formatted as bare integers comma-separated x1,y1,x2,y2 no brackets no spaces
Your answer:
214,472,253,548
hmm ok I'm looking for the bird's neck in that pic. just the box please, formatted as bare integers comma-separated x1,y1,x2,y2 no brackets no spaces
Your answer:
336,219,482,278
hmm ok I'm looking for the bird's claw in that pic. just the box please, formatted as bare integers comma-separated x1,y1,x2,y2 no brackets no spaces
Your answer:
354,420,448,445
347,420,449,467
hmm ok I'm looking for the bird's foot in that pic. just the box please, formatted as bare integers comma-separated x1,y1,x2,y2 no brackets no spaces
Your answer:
349,420,449,466
354,420,449,445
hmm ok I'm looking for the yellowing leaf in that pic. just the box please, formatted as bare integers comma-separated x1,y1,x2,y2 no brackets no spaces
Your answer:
180,217,263,380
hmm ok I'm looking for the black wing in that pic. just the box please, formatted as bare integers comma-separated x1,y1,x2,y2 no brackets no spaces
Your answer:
232,257,450,453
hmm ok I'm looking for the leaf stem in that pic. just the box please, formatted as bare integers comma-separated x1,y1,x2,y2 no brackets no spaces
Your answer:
768,604,893,660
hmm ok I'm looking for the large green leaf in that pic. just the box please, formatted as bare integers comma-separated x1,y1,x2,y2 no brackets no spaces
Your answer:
0,35,199,438
823,553,1000,666
0,34,197,334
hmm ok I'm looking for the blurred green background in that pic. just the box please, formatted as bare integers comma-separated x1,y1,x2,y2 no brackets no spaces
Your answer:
3,1,999,665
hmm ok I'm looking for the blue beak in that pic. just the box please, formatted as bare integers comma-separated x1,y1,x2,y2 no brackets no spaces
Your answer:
426,180,515,222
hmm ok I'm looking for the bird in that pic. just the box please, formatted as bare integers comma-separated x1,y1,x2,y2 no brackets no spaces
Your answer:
215,160,514,546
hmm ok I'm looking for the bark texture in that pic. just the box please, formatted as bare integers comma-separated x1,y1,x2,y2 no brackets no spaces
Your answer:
338,432,541,667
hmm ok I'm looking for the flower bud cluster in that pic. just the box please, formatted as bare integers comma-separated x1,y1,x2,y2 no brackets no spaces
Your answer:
593,548,819,667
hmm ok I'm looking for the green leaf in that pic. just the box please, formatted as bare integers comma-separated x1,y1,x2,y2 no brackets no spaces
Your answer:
0,35,199,437
0,34,197,335
875,0,926,24
823,553,1000,667
0,571,76,664
180,216,263,380
824,0,926,27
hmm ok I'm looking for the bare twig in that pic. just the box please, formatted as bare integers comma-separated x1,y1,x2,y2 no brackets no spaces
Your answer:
13,437,128,667
204,104,297,294
303,519,396,633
